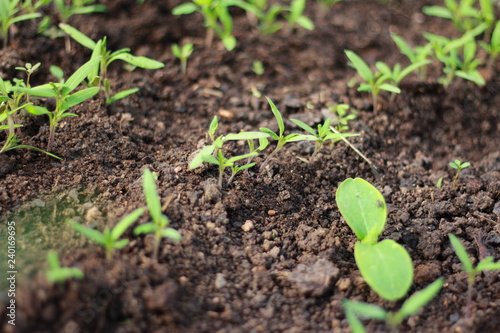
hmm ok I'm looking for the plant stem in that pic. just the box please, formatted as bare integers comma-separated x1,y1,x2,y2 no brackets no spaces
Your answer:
465,277,474,318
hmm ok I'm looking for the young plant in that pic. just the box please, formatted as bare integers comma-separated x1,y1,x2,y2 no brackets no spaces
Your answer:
60,23,165,104
284,0,315,35
246,0,286,35
479,20,500,68
259,97,300,170
18,56,101,151
290,118,358,162
134,168,182,259
70,207,146,260
345,50,401,111
172,0,249,51
252,59,265,75
449,234,500,318
391,34,433,79
189,116,269,187
327,103,356,133
422,0,494,36
343,278,444,333
0,0,42,48
375,59,431,91
0,74,60,158
172,42,194,77
336,178,412,300
449,159,471,189
424,26,487,86
45,250,84,283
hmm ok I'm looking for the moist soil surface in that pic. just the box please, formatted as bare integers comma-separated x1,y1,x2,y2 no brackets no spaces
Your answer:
1,0,500,332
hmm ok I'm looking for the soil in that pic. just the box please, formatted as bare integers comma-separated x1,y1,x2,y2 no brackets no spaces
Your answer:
1,0,499,332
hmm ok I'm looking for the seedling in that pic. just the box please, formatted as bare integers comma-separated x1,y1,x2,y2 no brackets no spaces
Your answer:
246,0,285,35
423,0,494,36
0,75,60,159
0,0,41,48
190,116,269,187
375,59,431,100
290,118,358,162
70,207,146,260
252,60,265,75
423,25,487,86
172,0,246,50
345,50,401,111
45,250,84,283
479,20,500,68
327,103,356,133
19,56,101,151
172,42,194,77
134,169,182,259
449,234,500,318
60,23,165,104
391,34,433,79
449,159,471,189
343,278,444,333
49,65,65,83
336,178,413,300
284,0,315,35
259,97,300,170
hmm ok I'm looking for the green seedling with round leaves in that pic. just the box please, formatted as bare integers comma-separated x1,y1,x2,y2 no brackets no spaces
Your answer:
70,207,146,260
134,168,182,259
336,178,413,301
45,250,84,283
449,234,500,318
449,159,471,190
343,277,444,333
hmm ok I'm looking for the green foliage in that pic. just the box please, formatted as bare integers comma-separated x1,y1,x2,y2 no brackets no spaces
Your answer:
71,207,146,260
449,159,471,189
52,0,106,24
336,178,413,301
172,42,194,77
290,117,358,162
172,0,246,50
479,20,500,66
422,0,495,35
45,250,84,283
327,103,356,133
345,50,401,111
18,56,101,151
0,0,42,48
190,116,269,187
252,59,265,75
60,24,164,104
259,97,300,170
134,168,182,259
246,0,286,35
343,278,444,332
449,234,500,317
391,34,433,79
284,0,315,33
424,27,487,86
0,67,60,159
375,59,431,86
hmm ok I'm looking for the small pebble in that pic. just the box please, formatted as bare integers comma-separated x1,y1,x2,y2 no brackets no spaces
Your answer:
267,210,277,216
215,273,227,289
241,220,254,232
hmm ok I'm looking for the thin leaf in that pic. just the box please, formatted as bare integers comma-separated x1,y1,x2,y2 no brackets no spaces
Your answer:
449,234,474,273
59,23,96,49
112,53,164,69
143,168,162,225
65,57,102,93
110,207,146,240
397,278,444,318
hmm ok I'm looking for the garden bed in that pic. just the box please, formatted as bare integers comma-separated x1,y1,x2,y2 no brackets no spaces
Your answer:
1,0,499,332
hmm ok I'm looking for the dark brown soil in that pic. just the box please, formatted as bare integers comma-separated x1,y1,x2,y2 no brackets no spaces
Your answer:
1,0,499,332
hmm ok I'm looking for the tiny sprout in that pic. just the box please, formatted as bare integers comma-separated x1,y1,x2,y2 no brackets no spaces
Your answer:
134,168,182,259
449,234,500,318
45,250,84,283
172,42,194,77
259,97,300,170
252,60,265,76
449,159,471,190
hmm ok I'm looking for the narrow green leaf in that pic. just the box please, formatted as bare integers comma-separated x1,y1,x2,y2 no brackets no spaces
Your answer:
225,131,269,141
449,234,474,273
59,23,97,49
134,222,157,235
65,57,102,93
397,278,444,319
65,87,100,108
265,97,285,137
345,50,373,82
70,220,106,245
189,144,216,169
290,118,317,136
172,3,198,15
110,207,146,240
143,168,162,225
160,228,182,241
342,299,387,320
107,87,140,104
112,53,164,69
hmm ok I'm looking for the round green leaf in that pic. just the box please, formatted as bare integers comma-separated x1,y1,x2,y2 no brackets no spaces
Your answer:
355,240,413,301
335,178,386,244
